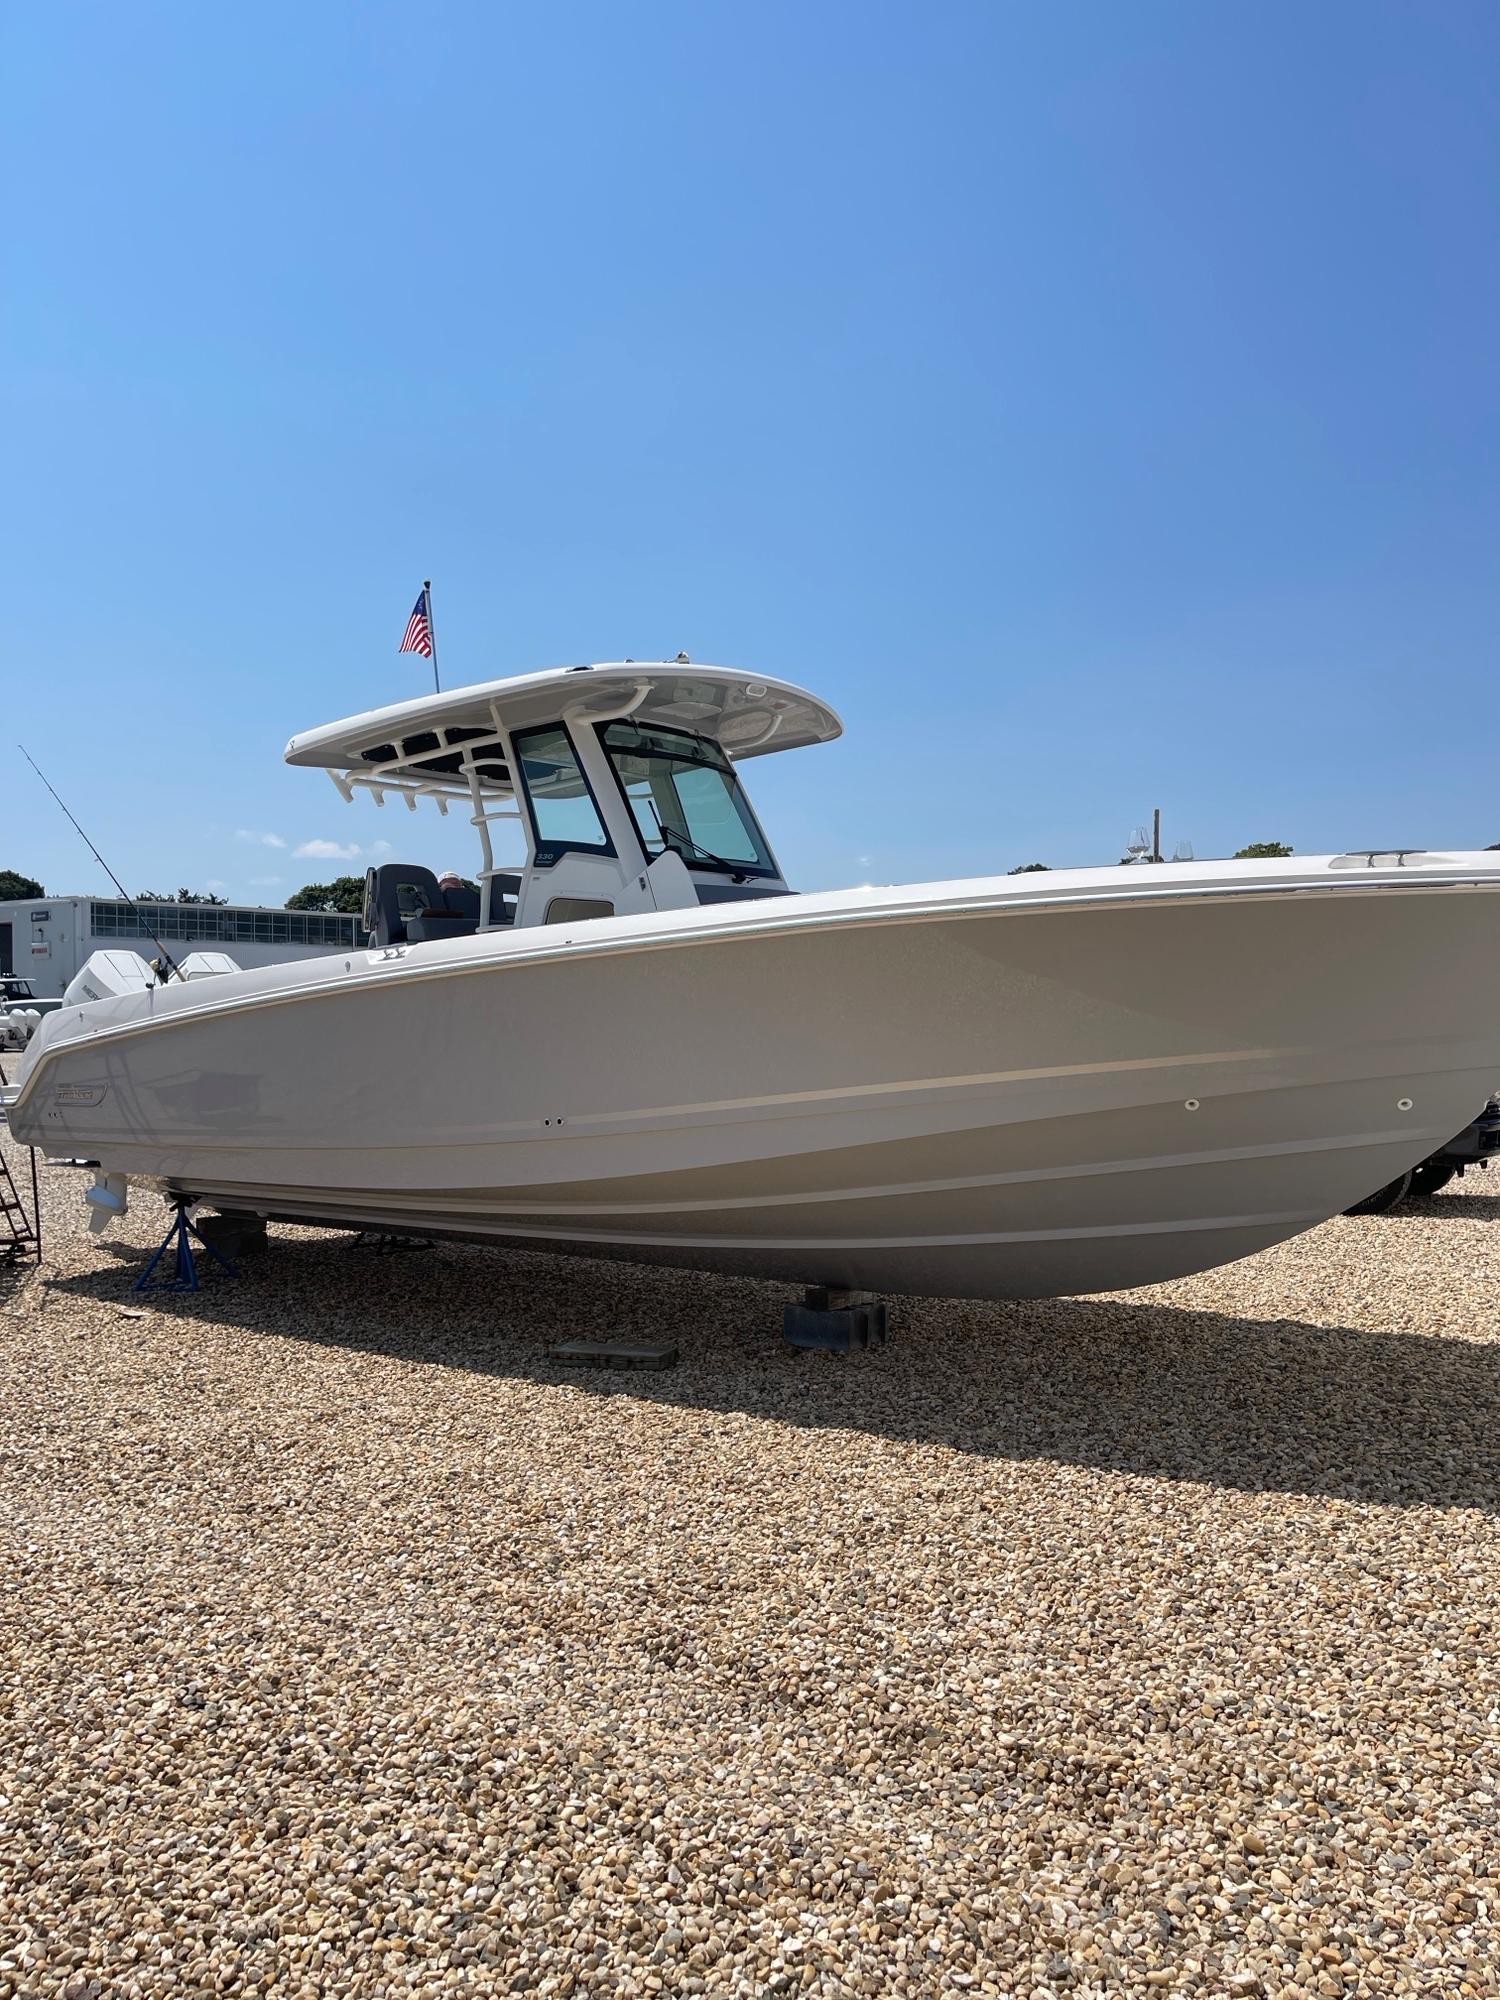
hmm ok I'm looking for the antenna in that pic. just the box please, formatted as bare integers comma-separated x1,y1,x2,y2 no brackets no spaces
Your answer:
17,744,180,981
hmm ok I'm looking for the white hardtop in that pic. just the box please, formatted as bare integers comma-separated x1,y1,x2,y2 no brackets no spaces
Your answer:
284,660,842,806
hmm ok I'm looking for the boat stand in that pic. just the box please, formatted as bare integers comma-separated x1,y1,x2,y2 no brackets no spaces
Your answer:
135,1202,237,1294
783,1286,888,1353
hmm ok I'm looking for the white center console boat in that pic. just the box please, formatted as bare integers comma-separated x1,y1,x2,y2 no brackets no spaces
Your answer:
9,660,1500,1299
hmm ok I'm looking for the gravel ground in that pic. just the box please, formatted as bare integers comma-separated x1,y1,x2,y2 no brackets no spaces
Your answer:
2,1133,1498,2000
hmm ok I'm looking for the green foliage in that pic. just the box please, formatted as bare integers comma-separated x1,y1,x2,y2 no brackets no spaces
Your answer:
1233,841,1294,859
135,887,229,906
286,875,366,913
0,869,45,900
1007,862,1051,874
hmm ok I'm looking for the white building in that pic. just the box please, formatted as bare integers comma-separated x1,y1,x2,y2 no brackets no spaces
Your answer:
0,895,367,1000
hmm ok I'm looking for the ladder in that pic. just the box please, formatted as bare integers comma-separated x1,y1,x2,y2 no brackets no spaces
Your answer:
0,1055,42,1265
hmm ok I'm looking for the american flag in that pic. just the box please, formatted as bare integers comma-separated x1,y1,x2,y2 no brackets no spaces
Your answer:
399,589,433,658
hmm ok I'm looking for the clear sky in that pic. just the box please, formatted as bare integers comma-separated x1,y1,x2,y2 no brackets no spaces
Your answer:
4,0,1497,903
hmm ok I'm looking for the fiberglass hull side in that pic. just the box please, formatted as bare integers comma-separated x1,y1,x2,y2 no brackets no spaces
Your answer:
13,881,1500,1299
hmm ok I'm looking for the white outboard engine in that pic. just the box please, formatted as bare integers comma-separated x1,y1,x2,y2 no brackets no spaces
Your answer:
178,951,241,980
0,1007,40,1050
62,949,159,1007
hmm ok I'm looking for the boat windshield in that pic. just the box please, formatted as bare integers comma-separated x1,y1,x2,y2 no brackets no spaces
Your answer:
597,721,778,877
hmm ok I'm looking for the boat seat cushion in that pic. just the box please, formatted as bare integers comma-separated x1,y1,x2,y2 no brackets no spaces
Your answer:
406,906,479,942
440,883,481,922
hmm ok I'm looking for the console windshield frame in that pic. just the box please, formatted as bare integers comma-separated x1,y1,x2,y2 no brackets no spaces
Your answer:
595,721,780,879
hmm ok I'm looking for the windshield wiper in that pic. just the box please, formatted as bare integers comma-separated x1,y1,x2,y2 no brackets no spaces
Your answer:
647,805,748,881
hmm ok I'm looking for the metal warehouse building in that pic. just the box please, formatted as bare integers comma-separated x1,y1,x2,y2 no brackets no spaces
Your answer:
0,896,367,999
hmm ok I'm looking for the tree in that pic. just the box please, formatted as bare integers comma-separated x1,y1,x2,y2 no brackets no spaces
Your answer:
286,876,366,914
135,887,228,906
1233,842,1294,859
0,869,45,900
1008,862,1051,873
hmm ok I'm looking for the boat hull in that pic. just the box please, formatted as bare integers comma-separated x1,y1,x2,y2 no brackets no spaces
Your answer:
13,878,1500,1298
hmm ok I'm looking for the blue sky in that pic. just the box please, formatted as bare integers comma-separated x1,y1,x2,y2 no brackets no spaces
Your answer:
4,0,1497,901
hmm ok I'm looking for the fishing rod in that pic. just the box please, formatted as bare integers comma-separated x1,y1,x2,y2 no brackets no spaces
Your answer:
17,744,181,982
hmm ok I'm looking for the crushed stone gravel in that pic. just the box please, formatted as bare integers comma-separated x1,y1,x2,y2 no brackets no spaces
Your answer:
2,1132,1498,1998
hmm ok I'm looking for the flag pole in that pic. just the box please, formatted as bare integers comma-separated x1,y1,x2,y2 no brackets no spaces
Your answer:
424,579,440,693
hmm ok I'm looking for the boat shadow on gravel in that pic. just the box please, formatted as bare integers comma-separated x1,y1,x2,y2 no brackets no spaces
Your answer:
39,1221,1500,1513
1378,1190,1500,1222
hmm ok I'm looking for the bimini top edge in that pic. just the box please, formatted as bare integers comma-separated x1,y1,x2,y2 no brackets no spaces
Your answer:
284,661,843,806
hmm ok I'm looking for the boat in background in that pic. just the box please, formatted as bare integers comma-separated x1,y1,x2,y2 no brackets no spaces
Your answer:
8,659,1500,1300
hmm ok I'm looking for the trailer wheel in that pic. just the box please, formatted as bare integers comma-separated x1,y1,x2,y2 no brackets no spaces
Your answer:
1408,1160,1458,1199
1343,1170,1414,1215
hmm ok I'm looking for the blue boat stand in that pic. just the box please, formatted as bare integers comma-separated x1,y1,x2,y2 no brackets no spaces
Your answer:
134,1203,238,1294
